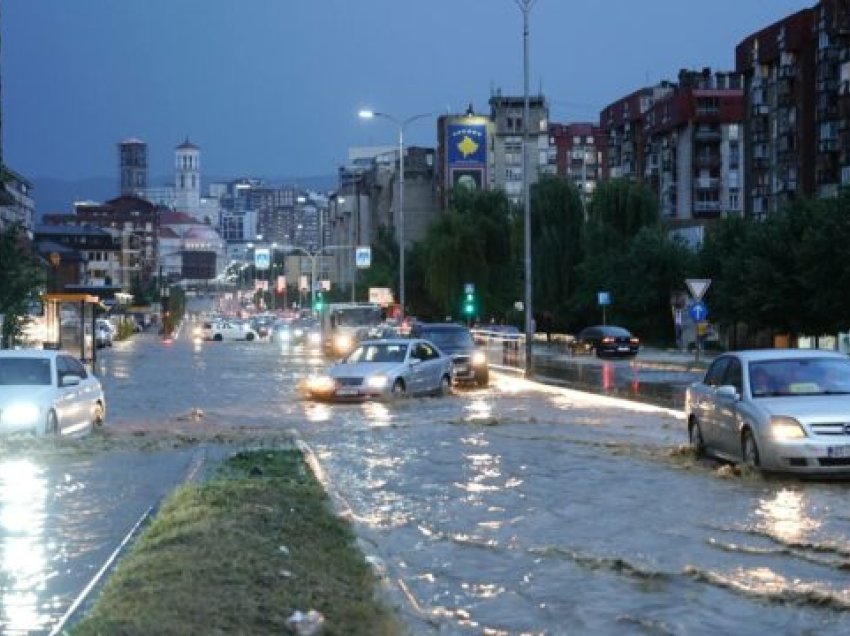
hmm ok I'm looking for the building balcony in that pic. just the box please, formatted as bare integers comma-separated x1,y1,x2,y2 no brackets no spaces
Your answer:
819,138,839,152
778,64,796,79
693,202,722,218
694,127,722,141
694,178,721,190
751,103,770,117
694,154,722,168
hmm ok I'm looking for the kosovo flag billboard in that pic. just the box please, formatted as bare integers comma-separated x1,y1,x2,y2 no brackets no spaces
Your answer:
448,124,487,167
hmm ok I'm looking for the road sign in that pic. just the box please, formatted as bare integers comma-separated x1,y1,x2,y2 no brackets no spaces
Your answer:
254,248,270,270
464,283,475,294
355,246,371,269
685,278,711,301
689,300,708,322
598,291,611,306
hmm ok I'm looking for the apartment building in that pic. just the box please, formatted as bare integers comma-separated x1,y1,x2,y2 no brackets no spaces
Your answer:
736,2,850,216
548,122,607,204
644,69,744,222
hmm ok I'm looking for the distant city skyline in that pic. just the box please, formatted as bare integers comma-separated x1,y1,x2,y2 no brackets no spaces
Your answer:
4,0,810,189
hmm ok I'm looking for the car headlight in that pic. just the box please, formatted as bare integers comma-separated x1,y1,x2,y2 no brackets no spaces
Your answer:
294,328,304,337
4,403,41,426
307,375,336,393
471,351,486,366
308,332,322,345
334,334,352,351
366,375,388,389
279,330,291,340
770,416,807,440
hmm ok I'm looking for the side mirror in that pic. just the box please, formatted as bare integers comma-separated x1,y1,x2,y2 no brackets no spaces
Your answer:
716,385,739,400
62,374,81,387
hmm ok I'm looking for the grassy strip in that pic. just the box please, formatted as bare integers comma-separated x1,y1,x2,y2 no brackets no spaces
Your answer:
71,449,403,636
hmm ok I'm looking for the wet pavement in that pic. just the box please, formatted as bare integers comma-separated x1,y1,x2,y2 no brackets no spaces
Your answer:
3,323,849,634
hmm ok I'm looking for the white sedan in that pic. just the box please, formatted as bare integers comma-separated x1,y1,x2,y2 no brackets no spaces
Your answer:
306,338,453,400
0,350,106,436
685,349,850,475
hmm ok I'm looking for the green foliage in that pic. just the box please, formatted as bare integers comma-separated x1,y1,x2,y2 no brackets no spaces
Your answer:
0,223,45,348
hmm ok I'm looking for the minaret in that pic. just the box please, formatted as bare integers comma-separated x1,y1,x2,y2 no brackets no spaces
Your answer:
174,137,201,217
119,138,148,196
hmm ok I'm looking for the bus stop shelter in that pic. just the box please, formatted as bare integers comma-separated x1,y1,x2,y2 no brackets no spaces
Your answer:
42,293,100,364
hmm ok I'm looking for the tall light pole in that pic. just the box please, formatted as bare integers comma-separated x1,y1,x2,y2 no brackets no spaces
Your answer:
515,0,537,376
359,109,433,319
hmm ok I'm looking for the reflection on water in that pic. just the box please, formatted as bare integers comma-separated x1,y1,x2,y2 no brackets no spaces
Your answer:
755,488,819,544
0,459,49,634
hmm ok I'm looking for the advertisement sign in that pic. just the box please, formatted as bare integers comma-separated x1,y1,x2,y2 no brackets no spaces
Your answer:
451,168,484,190
299,275,309,292
276,275,286,293
369,287,394,306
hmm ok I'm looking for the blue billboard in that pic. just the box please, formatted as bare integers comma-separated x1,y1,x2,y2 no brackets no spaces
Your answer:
448,123,487,166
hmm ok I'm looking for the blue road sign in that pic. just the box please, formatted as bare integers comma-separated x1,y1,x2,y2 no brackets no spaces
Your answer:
689,301,708,322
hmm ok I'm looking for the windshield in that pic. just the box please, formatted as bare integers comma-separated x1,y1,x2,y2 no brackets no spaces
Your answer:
420,329,474,349
346,343,408,364
749,358,850,397
0,358,52,386
334,308,381,327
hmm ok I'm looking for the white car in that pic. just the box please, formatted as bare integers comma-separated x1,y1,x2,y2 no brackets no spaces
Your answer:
0,350,106,436
200,320,259,342
306,338,453,400
685,349,850,475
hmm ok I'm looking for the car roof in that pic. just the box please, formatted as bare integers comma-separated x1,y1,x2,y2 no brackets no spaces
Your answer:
0,349,61,359
357,338,413,346
413,322,468,331
726,349,848,362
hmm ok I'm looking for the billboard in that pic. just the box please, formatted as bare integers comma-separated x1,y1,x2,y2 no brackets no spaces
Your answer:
448,123,487,167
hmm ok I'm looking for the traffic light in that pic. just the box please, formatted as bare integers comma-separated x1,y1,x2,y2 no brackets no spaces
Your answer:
463,292,475,317
315,291,324,312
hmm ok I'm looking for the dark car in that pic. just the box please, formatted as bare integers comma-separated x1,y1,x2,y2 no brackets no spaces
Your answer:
408,322,488,386
573,325,639,358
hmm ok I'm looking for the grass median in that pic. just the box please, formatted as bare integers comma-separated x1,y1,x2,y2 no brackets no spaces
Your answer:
71,448,403,635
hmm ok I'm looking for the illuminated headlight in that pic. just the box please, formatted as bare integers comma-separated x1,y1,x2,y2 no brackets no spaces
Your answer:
770,416,807,440
307,375,336,393
366,375,388,389
279,330,292,340
334,334,352,351
308,332,322,345
294,328,304,338
193,327,202,337
471,351,487,366
4,403,40,426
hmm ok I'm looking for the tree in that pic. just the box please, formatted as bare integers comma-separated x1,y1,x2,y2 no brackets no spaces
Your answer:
0,223,45,348
529,176,584,330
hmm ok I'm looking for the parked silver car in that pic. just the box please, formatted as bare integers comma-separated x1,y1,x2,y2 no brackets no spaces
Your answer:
685,349,850,475
306,338,453,401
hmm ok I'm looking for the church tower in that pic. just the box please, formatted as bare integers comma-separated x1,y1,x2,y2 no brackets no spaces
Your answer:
174,137,201,217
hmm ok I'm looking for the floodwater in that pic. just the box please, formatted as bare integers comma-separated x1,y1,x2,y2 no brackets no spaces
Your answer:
4,322,848,634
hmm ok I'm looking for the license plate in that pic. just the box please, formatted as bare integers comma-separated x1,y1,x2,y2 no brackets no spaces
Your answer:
618,346,630,351
455,365,469,374
336,388,359,397
827,445,850,458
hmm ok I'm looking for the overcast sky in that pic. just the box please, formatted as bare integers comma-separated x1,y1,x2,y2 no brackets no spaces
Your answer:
3,0,811,183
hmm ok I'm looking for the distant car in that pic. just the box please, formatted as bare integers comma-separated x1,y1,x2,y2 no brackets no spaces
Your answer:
305,338,453,401
201,320,258,342
685,349,850,475
0,350,105,436
94,321,113,348
573,325,640,358
408,322,488,386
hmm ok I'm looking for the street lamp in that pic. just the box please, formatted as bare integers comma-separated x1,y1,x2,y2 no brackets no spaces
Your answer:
515,0,537,377
359,108,434,319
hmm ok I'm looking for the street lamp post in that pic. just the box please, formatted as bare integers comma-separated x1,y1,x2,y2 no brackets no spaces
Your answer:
515,0,537,377
359,109,433,319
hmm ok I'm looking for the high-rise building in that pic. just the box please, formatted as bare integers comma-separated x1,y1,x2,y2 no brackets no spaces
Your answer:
174,138,201,218
119,138,148,197
548,122,607,204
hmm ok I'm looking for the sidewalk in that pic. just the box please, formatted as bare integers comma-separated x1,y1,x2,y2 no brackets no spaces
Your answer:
533,338,715,373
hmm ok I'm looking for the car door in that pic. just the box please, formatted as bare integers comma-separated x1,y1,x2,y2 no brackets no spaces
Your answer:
55,356,83,431
417,341,443,392
694,356,732,450
65,355,98,428
713,357,745,457
408,342,432,394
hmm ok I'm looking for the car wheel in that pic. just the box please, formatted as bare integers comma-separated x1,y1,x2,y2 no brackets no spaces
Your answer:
392,379,406,398
214,334,223,341
742,429,760,468
437,374,451,397
246,333,255,341
45,410,59,436
689,418,705,458
93,402,105,428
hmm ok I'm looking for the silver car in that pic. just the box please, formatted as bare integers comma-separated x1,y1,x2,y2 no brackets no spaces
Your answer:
685,349,850,475
306,338,453,400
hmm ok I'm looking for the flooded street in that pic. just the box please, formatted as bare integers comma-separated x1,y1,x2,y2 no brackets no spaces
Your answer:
3,325,849,634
